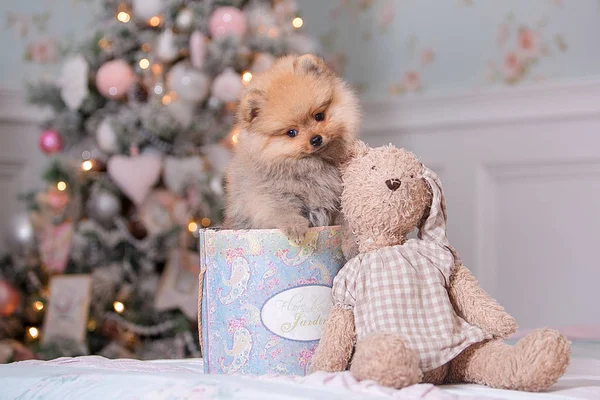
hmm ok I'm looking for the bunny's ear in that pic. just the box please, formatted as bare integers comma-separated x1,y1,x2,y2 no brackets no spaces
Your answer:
339,139,369,175
349,139,369,158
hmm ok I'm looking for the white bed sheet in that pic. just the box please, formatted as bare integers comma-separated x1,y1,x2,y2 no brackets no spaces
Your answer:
1,342,598,400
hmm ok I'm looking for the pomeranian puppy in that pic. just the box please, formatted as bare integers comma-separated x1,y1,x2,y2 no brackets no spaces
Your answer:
223,54,361,244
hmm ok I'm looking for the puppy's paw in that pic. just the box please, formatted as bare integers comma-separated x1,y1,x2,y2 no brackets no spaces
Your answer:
282,220,309,245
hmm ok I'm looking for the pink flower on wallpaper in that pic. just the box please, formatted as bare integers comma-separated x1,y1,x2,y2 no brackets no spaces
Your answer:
517,27,540,61
402,70,421,92
420,49,435,66
267,277,280,289
26,37,57,63
503,51,522,82
496,23,509,47
380,1,395,30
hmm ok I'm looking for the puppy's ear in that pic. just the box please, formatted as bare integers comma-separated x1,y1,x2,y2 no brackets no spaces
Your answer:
293,54,332,76
237,89,265,125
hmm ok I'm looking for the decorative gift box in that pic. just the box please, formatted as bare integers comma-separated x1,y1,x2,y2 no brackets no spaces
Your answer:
198,226,345,376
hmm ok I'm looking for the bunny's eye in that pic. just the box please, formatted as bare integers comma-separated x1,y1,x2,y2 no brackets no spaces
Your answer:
371,166,376,171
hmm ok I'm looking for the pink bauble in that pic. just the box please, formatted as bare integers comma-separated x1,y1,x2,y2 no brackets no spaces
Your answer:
39,129,63,154
209,7,247,39
189,30,207,68
211,68,243,103
0,280,20,317
95,59,136,99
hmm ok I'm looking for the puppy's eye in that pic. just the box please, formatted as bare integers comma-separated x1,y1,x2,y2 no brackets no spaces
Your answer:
314,112,325,122
371,166,376,171
286,129,298,138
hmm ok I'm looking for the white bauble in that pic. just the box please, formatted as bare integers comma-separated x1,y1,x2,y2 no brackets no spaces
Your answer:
251,53,276,74
132,0,164,20
96,118,119,154
156,29,179,63
211,68,243,103
175,7,194,32
166,99,195,129
166,62,209,103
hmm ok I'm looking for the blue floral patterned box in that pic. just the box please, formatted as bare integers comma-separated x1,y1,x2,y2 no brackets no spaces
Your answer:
198,226,345,376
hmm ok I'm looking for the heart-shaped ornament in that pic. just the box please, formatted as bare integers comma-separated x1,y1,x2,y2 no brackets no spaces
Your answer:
107,154,162,205
163,156,205,194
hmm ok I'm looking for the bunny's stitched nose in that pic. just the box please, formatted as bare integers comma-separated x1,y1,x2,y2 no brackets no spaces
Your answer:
386,179,401,191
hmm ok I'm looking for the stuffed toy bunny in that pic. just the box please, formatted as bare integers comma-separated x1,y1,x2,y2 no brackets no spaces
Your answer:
310,141,571,392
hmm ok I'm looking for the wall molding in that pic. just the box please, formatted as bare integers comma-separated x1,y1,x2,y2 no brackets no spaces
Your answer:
3,78,600,130
360,79,600,137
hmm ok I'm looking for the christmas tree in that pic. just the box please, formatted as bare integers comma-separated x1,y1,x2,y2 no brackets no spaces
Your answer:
0,0,320,363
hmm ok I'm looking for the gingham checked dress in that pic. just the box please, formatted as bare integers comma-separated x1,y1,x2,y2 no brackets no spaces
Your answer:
332,168,491,372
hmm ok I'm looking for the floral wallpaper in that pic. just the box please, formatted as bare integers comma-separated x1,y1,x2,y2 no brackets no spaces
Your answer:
1,0,599,101
1,0,95,90
300,0,600,101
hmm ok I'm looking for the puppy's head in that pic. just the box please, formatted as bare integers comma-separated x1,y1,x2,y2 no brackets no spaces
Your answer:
236,54,360,166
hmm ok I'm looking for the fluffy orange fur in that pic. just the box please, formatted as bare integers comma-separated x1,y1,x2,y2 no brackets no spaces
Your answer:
224,54,361,243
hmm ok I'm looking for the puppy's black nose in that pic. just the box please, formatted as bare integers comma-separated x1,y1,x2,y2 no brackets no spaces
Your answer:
310,135,323,147
386,179,401,191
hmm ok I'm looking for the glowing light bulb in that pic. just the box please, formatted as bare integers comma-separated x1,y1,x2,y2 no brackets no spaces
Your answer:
188,221,198,232
242,71,253,83
292,17,303,29
57,181,67,191
201,217,211,227
33,301,44,311
149,16,161,27
139,58,150,69
113,301,125,313
117,11,130,23
82,160,93,171
87,319,97,332
231,132,240,144
162,93,173,105
28,327,39,339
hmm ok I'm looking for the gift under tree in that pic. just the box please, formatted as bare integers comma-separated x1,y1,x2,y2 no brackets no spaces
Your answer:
0,0,321,363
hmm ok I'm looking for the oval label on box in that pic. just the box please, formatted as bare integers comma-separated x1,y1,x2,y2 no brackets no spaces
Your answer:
260,285,333,342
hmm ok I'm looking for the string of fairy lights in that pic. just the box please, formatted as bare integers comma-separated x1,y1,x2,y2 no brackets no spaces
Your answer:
18,2,309,345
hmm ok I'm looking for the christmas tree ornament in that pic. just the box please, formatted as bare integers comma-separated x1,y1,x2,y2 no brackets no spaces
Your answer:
154,249,200,320
165,98,195,129
95,59,136,99
132,0,164,21
0,280,20,317
5,212,35,250
87,191,121,226
175,7,194,32
211,68,243,103
166,61,209,103
208,6,247,39
96,118,120,154
163,155,205,194
189,30,206,68
57,54,90,111
251,52,276,74
106,154,162,205
39,222,74,275
202,143,231,176
39,129,63,154
156,28,179,62
139,190,188,235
